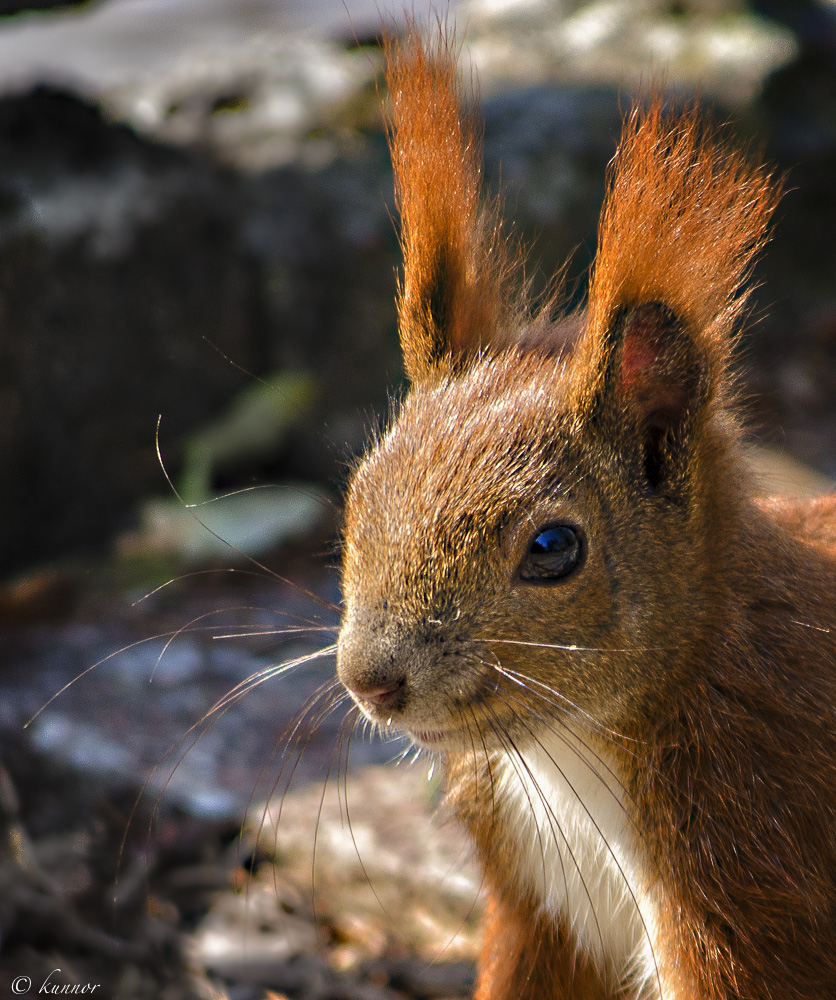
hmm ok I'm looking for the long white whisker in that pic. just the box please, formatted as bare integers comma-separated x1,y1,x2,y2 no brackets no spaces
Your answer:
131,566,329,605
487,657,642,746
253,683,354,911
488,661,653,765
25,627,214,726
248,679,347,869
455,654,662,994
208,644,338,716
491,677,657,852
212,625,338,640
338,717,398,926
470,653,663,825
484,637,675,654
154,415,341,615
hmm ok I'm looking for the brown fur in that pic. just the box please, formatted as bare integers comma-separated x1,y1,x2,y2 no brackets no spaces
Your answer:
337,23,836,1000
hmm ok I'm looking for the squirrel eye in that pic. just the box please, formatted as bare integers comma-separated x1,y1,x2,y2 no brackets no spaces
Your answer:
519,524,583,582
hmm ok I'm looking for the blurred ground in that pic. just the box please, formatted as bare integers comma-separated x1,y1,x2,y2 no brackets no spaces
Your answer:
2,1,836,997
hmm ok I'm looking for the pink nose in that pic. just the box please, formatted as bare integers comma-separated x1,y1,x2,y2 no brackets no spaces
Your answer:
349,680,404,711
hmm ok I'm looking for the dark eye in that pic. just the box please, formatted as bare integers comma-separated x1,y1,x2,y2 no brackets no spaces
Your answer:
519,524,583,582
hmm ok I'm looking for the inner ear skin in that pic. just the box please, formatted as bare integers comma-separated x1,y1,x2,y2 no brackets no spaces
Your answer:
607,301,708,496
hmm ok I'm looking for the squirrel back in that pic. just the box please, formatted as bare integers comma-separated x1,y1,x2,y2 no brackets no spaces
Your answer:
337,25,836,1000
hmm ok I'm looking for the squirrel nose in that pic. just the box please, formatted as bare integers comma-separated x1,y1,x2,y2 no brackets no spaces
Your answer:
348,677,406,712
337,615,410,714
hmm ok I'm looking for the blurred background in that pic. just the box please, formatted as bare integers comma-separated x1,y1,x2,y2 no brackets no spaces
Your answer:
0,1,835,997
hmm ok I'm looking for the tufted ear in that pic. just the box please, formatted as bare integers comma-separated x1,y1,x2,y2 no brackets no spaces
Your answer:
384,26,521,382
574,99,780,495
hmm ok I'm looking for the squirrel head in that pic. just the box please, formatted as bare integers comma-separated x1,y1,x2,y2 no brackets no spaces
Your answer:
337,28,779,752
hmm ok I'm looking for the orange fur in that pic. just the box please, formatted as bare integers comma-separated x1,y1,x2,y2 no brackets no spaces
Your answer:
586,103,778,364
476,881,609,1000
384,26,521,379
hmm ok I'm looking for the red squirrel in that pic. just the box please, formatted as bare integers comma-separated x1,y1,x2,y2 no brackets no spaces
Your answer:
335,24,836,1000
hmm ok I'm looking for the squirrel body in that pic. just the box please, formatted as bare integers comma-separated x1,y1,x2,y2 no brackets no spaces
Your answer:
336,25,836,1000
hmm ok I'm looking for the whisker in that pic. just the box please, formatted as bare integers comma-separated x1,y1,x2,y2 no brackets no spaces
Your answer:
255,680,350,847
139,646,341,851
204,645,338,718
789,619,832,633
200,333,267,383
477,650,640,746
465,647,648,785
449,653,661,990
240,681,352,918
131,566,320,606
471,656,662,822
147,608,245,684
24,630,203,726
27,600,336,726
483,637,676,655
154,415,342,615
461,703,482,801
308,703,367,940
186,481,337,515
528,719,662,999
489,661,678,806
212,625,338,640
489,660,647,751
337,715,399,927
428,704,492,964
250,683,351,909
251,679,350,898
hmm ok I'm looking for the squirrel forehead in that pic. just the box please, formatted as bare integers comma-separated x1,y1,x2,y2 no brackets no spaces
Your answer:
346,353,580,543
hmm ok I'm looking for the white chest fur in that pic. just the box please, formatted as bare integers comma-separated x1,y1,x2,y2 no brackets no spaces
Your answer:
496,726,661,997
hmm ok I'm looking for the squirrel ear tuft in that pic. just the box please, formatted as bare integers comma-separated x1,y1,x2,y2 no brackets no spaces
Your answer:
384,26,521,381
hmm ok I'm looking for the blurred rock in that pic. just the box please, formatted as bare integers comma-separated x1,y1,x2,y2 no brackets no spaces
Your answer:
0,86,261,573
0,77,400,577
462,0,796,105
0,0,89,12
192,765,480,995
254,765,481,964
109,35,382,172
195,881,321,984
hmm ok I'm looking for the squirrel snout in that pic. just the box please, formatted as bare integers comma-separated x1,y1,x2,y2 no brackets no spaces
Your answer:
337,624,410,716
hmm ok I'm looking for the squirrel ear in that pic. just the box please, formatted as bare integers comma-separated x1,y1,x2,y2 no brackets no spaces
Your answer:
598,301,708,493
576,98,779,493
384,27,520,382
